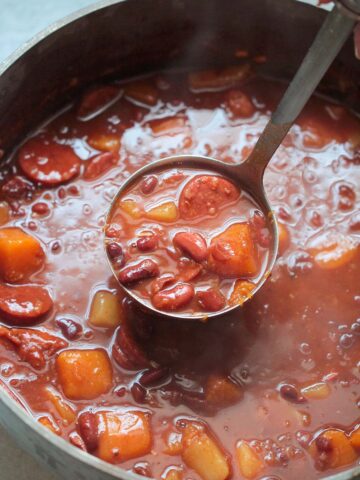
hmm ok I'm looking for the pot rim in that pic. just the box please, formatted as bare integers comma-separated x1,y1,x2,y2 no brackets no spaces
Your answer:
0,1,359,479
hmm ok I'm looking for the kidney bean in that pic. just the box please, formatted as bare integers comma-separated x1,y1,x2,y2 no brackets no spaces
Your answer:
77,412,99,452
0,285,53,325
1,175,34,201
56,317,82,340
131,382,147,403
137,234,158,252
118,259,159,285
315,435,333,453
32,202,50,216
139,367,170,387
173,232,208,262
132,462,152,477
178,263,202,282
140,175,158,194
197,288,225,312
279,384,306,404
107,241,123,259
152,283,194,311
151,274,176,295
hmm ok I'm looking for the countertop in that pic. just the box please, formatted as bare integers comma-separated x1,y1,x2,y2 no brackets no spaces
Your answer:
0,3,95,480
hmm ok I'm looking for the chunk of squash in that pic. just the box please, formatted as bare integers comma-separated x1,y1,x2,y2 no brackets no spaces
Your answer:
146,202,178,223
88,290,124,329
236,441,263,479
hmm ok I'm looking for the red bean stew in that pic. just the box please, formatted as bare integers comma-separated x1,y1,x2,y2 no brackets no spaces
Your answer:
0,65,359,480
106,167,271,315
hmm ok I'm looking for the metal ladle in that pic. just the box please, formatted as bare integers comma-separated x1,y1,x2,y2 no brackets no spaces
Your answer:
105,1,360,320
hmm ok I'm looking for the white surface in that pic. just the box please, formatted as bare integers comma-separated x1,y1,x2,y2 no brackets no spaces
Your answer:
0,2,95,478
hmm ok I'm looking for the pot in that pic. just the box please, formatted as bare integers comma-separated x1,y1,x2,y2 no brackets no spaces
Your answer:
0,1,359,479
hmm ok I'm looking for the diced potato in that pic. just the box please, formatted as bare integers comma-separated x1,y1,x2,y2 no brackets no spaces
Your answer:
56,349,113,400
181,423,230,480
206,375,242,407
0,227,45,282
163,431,183,456
311,430,357,469
229,280,255,307
0,201,10,226
120,199,142,219
97,411,152,463
125,80,159,106
278,222,290,254
236,441,263,479
45,387,76,424
150,117,187,137
146,202,178,223
301,382,330,400
188,65,251,92
88,133,121,153
162,467,183,480
38,415,61,435
350,427,360,450
308,231,357,270
88,290,124,329
209,224,258,278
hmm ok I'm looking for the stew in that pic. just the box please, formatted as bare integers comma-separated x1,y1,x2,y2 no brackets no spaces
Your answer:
0,65,359,480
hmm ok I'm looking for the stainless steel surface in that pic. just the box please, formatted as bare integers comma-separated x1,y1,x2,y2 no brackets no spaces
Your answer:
0,0,359,479
105,2,356,321
337,0,360,19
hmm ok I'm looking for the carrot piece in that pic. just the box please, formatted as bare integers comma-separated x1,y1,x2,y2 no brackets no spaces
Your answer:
56,349,113,400
181,423,230,480
146,201,178,223
38,415,61,435
205,375,242,407
350,427,360,450
229,280,255,306
45,386,76,425
311,430,357,469
208,224,258,278
308,232,357,270
97,411,152,463
236,441,264,479
0,227,45,282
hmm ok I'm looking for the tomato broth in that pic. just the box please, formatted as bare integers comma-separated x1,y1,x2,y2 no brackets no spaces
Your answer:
0,67,358,480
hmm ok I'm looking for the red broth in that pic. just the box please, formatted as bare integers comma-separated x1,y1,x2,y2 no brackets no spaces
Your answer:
106,167,270,315
0,67,358,480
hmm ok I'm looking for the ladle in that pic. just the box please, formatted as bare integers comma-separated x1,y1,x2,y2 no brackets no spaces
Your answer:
105,1,360,320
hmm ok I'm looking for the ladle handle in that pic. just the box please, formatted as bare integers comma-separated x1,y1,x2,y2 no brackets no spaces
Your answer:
244,3,357,177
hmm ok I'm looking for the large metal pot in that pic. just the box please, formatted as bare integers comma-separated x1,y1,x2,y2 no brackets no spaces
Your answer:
0,1,359,479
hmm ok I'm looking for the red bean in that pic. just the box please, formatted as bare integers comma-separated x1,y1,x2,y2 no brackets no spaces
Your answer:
139,367,169,386
152,283,194,311
1,176,34,200
32,202,50,216
56,317,82,340
173,232,208,262
137,234,158,252
197,288,225,312
279,384,306,404
77,412,99,452
151,274,176,295
0,285,53,325
107,241,123,259
140,175,158,194
315,435,333,453
118,259,159,285
131,382,147,403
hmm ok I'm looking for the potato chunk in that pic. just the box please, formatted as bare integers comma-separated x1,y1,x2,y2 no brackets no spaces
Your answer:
146,201,178,223
88,290,124,329
208,224,258,278
97,411,152,463
119,198,142,219
181,423,230,480
57,349,112,400
236,441,263,479
0,227,44,282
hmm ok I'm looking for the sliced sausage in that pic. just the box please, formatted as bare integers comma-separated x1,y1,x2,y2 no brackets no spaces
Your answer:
179,175,240,220
0,284,53,325
173,232,208,262
18,136,81,186
152,283,194,311
83,152,117,180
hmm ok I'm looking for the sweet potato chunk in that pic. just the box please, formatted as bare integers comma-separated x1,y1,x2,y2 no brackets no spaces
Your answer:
350,427,360,450
45,387,76,424
0,326,67,370
229,280,255,306
311,430,357,469
181,423,230,480
97,410,152,463
236,441,264,479
38,415,61,435
146,201,178,223
119,198,142,219
205,375,242,407
0,227,45,282
57,349,113,400
208,224,258,278
308,231,357,270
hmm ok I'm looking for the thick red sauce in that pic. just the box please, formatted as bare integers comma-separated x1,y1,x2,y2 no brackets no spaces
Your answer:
0,67,359,480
